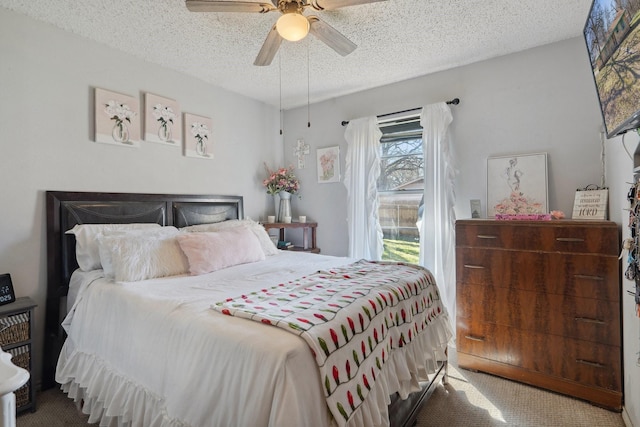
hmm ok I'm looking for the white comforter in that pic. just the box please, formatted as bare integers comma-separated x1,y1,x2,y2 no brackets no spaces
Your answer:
56,251,451,427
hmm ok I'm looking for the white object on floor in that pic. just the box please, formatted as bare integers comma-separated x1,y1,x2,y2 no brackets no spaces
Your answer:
0,350,29,427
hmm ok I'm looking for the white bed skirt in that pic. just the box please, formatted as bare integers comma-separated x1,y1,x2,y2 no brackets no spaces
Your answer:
57,313,451,427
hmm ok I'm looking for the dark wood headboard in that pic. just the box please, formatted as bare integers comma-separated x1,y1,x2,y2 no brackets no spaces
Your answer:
43,191,243,389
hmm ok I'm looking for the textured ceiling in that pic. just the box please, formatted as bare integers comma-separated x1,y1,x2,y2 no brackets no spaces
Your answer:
1,0,593,109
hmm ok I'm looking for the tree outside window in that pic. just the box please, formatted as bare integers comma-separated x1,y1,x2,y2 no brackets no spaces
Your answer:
377,118,423,264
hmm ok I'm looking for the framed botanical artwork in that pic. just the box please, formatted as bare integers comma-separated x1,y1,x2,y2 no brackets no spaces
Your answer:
487,152,548,218
94,88,140,147
183,113,213,159
317,146,340,184
144,93,181,147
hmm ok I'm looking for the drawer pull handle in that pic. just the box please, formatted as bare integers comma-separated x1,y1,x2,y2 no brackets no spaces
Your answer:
576,359,606,368
463,264,485,269
573,274,604,281
574,317,606,325
556,237,585,242
464,335,485,342
477,235,497,239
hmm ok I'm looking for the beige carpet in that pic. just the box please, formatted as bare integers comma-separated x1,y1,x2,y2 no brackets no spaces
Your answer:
17,356,625,427
416,362,625,427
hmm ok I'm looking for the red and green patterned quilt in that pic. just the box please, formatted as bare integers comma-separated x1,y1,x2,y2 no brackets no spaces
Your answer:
212,260,447,426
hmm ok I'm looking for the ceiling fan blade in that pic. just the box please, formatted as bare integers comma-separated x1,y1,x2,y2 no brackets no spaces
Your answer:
254,25,283,66
186,1,277,13
308,16,356,56
309,0,387,11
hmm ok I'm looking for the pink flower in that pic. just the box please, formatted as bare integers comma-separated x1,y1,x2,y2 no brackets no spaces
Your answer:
262,163,300,195
494,191,543,215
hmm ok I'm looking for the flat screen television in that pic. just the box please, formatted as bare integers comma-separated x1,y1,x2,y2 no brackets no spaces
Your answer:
584,0,640,138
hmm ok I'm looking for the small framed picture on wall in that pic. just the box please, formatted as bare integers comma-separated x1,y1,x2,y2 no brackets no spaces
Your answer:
144,93,181,147
94,88,140,147
183,113,213,159
317,146,340,184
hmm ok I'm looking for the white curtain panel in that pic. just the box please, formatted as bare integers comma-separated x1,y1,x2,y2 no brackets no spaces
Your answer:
343,116,384,260
419,102,457,332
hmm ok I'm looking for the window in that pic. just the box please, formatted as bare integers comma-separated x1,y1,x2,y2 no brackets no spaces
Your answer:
377,115,423,264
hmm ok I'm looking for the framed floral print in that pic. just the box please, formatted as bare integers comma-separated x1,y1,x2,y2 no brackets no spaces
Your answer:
487,152,548,218
183,113,213,159
317,146,340,183
144,93,181,147
94,88,140,147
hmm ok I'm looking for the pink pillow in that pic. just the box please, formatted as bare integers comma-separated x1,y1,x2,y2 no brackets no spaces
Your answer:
176,228,266,275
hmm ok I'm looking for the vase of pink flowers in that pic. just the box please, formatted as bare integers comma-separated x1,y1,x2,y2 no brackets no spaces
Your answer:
263,164,299,221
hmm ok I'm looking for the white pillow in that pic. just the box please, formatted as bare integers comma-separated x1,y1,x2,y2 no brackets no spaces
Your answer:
65,223,162,271
176,228,265,275
98,230,189,282
181,219,278,256
98,226,180,278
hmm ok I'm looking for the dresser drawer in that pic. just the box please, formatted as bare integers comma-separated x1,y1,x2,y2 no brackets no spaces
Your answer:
456,249,619,301
456,248,543,289
457,322,621,391
456,220,618,255
457,284,620,346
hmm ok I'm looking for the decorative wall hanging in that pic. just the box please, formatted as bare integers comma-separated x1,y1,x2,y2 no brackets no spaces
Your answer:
625,182,640,317
316,146,340,184
183,113,213,159
294,139,310,169
487,152,548,218
94,88,140,147
144,93,181,147
572,185,608,219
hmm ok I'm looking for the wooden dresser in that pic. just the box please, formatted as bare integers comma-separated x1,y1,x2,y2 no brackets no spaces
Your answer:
455,219,622,410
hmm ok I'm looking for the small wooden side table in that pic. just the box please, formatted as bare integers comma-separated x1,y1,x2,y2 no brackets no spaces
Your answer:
262,222,320,253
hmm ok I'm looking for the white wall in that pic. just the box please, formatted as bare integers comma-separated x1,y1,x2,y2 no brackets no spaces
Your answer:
0,8,282,386
283,37,604,256
283,37,640,425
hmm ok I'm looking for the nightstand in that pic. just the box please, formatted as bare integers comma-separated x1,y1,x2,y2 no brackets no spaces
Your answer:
0,297,37,413
263,222,320,253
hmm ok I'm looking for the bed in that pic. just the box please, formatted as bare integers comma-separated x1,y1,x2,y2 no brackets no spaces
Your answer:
43,191,452,427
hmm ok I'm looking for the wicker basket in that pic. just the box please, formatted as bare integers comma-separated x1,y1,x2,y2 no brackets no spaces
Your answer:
7,345,31,409
0,313,29,347
9,347,29,370
14,383,29,409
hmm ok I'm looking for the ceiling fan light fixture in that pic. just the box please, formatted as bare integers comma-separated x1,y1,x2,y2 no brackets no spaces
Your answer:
276,13,309,42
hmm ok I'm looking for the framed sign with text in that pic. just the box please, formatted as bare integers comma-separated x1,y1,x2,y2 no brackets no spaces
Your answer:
572,186,608,220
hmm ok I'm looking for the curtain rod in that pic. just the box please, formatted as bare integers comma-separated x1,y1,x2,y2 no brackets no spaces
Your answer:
340,98,460,126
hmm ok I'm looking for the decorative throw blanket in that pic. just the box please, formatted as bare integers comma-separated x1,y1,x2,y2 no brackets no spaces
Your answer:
212,260,445,426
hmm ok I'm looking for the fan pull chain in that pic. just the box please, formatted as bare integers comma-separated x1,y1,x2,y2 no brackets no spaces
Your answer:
307,40,311,128
279,53,283,135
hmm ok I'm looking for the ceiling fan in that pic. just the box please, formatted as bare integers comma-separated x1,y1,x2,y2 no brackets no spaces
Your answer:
185,0,388,66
